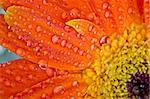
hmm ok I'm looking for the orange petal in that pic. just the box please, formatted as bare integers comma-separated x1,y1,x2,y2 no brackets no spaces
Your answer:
8,0,93,19
110,0,141,28
66,19,109,46
88,0,142,33
143,0,150,30
10,74,87,99
0,0,11,10
6,0,96,49
3,6,94,70
0,59,49,99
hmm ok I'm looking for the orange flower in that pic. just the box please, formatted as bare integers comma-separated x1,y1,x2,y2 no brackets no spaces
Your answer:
0,0,149,99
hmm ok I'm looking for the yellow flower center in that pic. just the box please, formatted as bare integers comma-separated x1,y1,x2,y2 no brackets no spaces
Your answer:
82,24,150,98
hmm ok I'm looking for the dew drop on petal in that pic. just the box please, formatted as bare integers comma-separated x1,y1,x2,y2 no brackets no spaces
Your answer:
88,25,94,32
61,12,68,20
51,35,59,44
87,13,96,20
60,40,67,47
26,41,32,47
28,24,32,29
38,60,48,70
70,8,80,18
36,26,42,32
70,97,75,99
16,48,24,56
41,93,49,99
102,2,110,9
99,36,108,45
73,47,78,53
72,81,79,87
53,86,65,94
128,7,134,14
46,67,54,77
105,11,112,18
90,44,95,50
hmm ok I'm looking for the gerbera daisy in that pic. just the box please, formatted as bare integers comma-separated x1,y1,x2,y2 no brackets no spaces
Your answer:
0,0,149,99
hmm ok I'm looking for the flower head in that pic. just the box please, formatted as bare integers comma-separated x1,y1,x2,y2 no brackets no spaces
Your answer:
0,0,149,99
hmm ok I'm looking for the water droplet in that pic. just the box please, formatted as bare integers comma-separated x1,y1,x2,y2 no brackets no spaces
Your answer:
78,50,84,56
73,47,78,53
51,35,59,44
90,44,95,50
87,13,96,20
43,0,48,5
87,54,92,59
118,7,124,12
70,97,75,99
53,86,65,94
70,8,80,18
60,40,67,47
99,36,108,45
62,12,68,20
66,43,72,49
102,2,110,9
43,51,49,56
118,15,124,20
28,24,32,29
72,81,79,87
41,93,49,99
46,67,54,77
88,25,94,32
105,11,112,18
35,46,40,52
16,48,24,56
36,26,42,32
128,7,134,14
26,41,32,47
38,60,48,70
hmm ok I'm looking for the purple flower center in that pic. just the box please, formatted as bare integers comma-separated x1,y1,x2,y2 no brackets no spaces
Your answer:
126,72,150,99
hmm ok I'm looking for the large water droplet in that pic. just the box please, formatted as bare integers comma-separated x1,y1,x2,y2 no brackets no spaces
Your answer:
51,35,59,44
38,60,48,70
102,2,110,9
53,86,65,94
